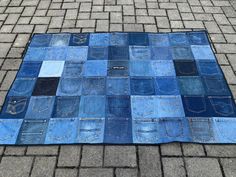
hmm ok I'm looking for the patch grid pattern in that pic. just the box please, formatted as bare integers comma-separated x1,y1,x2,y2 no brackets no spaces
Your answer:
0,31,236,145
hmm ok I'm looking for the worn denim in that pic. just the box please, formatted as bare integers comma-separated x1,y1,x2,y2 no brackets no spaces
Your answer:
128,33,149,46
174,60,198,76
56,78,82,96
106,77,130,95
30,34,52,47
187,31,208,45
62,62,83,78
172,46,194,60
17,61,42,78
151,60,176,76
50,34,70,47
39,61,65,77
109,46,129,60
69,33,89,46
178,76,205,95
191,45,216,60
130,60,153,76
109,33,128,46
151,47,172,60
130,77,156,95
84,60,107,76
129,46,151,60
45,47,67,61
197,61,222,76
169,33,189,46
66,46,88,62
82,77,106,95
87,47,108,60
108,60,129,77
155,77,179,95
89,33,109,46
148,34,170,47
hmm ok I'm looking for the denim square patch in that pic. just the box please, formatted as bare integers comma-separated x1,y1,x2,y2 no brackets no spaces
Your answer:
155,77,179,95
69,33,89,46
110,33,128,46
130,61,153,76
108,61,129,77
128,33,149,46
79,96,105,118
197,61,222,76
30,34,52,47
32,77,59,96
89,33,109,46
62,62,83,78
148,34,170,47
129,46,151,60
178,76,205,95
50,34,70,47
187,31,208,45
25,96,55,119
172,47,194,60
169,33,189,46
84,60,107,76
8,78,36,97
0,119,23,144
52,96,80,118
24,47,46,61
56,78,82,96
151,47,172,60
66,46,88,62
130,77,156,95
39,61,65,77
131,96,158,118
45,47,67,61
87,47,108,60
104,117,132,143
82,77,106,95
174,60,198,76
106,96,131,117
0,97,29,118
107,77,130,95
45,118,79,144
191,45,215,60
151,60,176,76
109,46,129,60
77,118,105,143
202,76,231,96
17,61,42,78
17,119,48,144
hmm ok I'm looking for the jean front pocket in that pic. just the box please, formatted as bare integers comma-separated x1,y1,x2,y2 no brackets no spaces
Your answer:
197,61,222,76
183,96,207,116
131,77,155,95
107,96,131,117
155,77,179,95
57,78,82,96
203,77,230,96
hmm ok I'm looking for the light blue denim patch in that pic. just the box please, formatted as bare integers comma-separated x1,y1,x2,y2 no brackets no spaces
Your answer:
79,96,106,118
0,119,23,144
151,47,172,60
30,34,52,47
178,76,205,95
172,47,194,60
88,47,109,60
82,77,106,95
66,46,88,62
213,117,236,143
130,60,153,76
109,33,128,46
89,33,110,46
8,78,36,97
56,78,82,96
50,34,70,47
77,118,105,143
83,60,107,76
62,62,83,78
45,118,79,144
169,33,189,46
39,61,65,77
148,33,170,47
24,47,46,61
129,46,151,60
45,47,67,60
155,77,180,95
151,60,176,76
107,77,130,95
25,96,55,119
191,45,216,60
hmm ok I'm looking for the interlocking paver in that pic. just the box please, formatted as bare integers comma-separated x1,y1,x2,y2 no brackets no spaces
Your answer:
162,158,186,177
115,168,138,177
205,145,236,157
4,146,26,155
220,158,236,177
31,157,56,177
58,145,81,167
55,169,78,177
81,145,103,167
79,168,113,177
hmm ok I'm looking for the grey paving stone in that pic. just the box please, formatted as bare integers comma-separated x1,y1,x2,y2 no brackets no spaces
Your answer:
220,158,236,177
171,21,184,28
0,43,11,58
124,24,143,32
0,71,17,91
216,54,229,65
185,158,223,177
182,144,205,156
0,34,16,42
27,146,59,155
77,20,96,28
79,168,113,177
22,7,36,16
184,21,204,29
79,3,92,12
110,12,123,23
2,59,21,70
214,44,236,54
31,17,50,25
4,146,26,155
110,24,122,32
96,20,109,32
205,145,236,157
47,10,65,17
0,146,4,155
55,169,78,177
162,158,186,177
0,91,7,106
4,14,20,25
81,145,103,167
214,14,230,25
31,157,56,177
161,143,182,156
156,17,170,28
65,9,78,20
58,145,81,167
138,146,162,177
144,25,157,32
49,17,64,28
204,21,221,33
104,146,137,167
227,54,236,71
7,48,24,58
0,157,33,177
137,16,155,24
221,65,236,84
13,25,34,33
91,12,109,19
115,168,138,177
0,71,6,84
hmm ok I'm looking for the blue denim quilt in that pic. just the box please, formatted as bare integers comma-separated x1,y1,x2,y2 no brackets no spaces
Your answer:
1,31,236,145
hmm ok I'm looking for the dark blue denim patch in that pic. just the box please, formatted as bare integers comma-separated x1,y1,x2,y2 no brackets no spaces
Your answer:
151,47,172,60
155,77,180,95
62,62,83,78
172,47,194,60
56,77,82,96
82,77,106,95
109,46,129,60
208,96,236,117
87,47,108,60
17,61,42,78
0,97,29,118
24,47,46,61
106,77,130,95
106,96,131,117
148,33,170,47
187,31,208,45
174,60,198,76
130,60,153,76
169,33,189,46
17,119,49,144
69,33,89,46
202,76,231,96
108,60,129,77
52,96,80,118
182,96,212,117
29,34,52,47
50,34,70,47
79,96,106,118
32,77,60,96
178,76,205,95
104,117,132,143
130,77,156,95
109,33,128,46
89,33,109,46
128,33,149,46
196,60,222,76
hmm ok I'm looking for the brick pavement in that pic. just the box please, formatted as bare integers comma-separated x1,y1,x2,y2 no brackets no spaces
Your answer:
0,0,236,176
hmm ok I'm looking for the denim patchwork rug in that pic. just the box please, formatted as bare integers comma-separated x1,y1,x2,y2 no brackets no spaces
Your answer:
1,31,236,145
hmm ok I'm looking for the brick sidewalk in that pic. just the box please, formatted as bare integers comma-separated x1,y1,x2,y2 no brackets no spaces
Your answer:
0,0,236,176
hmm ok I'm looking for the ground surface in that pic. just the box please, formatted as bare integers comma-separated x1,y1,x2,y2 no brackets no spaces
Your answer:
0,0,236,176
